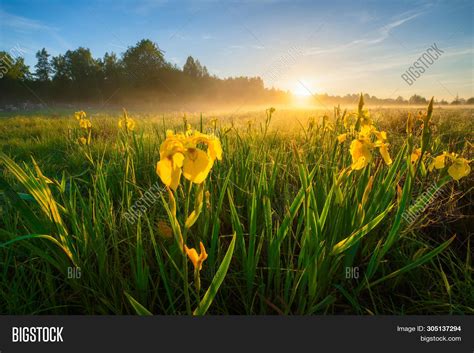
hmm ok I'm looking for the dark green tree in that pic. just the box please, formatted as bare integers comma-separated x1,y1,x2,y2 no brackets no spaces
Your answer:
35,48,51,81
183,56,198,77
122,39,165,85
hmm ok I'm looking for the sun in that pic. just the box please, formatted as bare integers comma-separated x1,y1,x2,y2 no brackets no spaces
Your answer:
292,84,313,97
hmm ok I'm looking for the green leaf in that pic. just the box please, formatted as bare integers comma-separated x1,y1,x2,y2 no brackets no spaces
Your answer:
124,292,153,315
368,235,455,288
194,232,236,316
0,233,74,263
332,204,394,255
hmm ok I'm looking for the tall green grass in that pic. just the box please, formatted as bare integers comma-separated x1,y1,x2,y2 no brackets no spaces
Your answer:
0,102,472,314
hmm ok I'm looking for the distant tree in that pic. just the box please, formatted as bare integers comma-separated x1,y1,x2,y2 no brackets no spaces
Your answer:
408,94,427,105
0,51,30,80
0,51,31,103
51,54,69,81
64,47,99,82
122,39,165,84
35,48,51,81
102,52,122,83
395,96,406,104
202,65,209,77
183,56,198,77
450,94,465,105
466,97,474,105
195,59,203,78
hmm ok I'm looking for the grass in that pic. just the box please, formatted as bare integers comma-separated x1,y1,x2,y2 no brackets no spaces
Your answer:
0,100,472,315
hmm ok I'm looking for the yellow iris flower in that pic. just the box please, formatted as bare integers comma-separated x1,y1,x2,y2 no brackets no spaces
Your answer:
189,132,223,162
448,157,471,181
118,117,136,131
337,133,347,143
184,242,208,271
79,119,92,129
359,110,372,127
350,138,373,170
373,130,387,141
411,148,422,163
156,132,186,191
374,130,392,166
375,140,392,165
75,111,86,120
359,124,375,138
428,152,471,181
156,130,222,190
182,148,213,184
429,152,448,171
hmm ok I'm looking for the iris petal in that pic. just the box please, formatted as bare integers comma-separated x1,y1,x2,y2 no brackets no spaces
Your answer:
183,148,213,184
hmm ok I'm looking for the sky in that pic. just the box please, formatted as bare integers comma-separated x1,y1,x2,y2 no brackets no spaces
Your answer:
0,0,473,100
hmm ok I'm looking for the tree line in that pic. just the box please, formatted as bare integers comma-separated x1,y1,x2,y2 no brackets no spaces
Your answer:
0,39,472,107
0,39,288,106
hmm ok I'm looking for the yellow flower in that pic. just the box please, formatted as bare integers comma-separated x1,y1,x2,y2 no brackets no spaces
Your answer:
350,138,373,170
182,147,213,184
156,133,186,191
359,124,375,138
373,130,387,142
156,130,222,190
185,123,193,137
79,119,92,129
184,242,208,271
75,111,86,120
337,133,347,143
448,157,470,181
429,152,448,171
78,137,87,145
411,148,422,163
190,132,223,162
375,141,392,165
373,131,392,165
360,110,372,127
118,116,136,131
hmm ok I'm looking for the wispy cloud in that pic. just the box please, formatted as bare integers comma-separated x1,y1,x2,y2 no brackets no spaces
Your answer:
306,7,429,56
0,9,57,31
0,10,71,50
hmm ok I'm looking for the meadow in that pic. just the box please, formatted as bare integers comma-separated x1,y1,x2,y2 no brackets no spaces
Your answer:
0,98,472,315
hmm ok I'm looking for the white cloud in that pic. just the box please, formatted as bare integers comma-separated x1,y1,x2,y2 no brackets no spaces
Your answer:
306,7,429,56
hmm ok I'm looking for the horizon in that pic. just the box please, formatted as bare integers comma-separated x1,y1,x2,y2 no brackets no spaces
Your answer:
0,0,473,101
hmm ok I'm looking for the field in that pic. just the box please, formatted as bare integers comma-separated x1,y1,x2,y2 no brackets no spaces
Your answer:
0,99,472,315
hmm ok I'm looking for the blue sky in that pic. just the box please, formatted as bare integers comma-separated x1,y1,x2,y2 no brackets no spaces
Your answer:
1,0,472,100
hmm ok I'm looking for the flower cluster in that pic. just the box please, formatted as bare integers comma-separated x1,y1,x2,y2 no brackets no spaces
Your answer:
156,130,223,191
346,116,393,170
74,111,92,145
118,109,136,132
156,128,223,291
429,152,471,181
